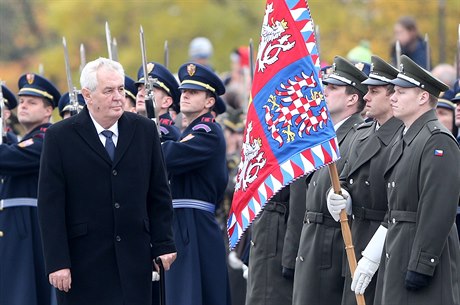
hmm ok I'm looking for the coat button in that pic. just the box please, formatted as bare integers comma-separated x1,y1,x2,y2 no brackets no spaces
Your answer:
0,231,3,237
349,179,354,184
250,240,255,246
313,181,316,187
112,170,118,176
299,256,304,262
116,235,121,242
430,258,435,263
114,203,120,209
365,181,370,186
386,253,389,259
392,182,395,187
387,183,390,188
392,218,396,223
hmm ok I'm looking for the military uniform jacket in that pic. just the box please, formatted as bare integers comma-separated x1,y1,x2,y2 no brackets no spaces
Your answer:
293,113,364,305
339,117,404,305
375,110,460,305
38,107,176,305
159,112,180,142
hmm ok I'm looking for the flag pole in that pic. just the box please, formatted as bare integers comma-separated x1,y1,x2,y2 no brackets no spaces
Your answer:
328,162,366,305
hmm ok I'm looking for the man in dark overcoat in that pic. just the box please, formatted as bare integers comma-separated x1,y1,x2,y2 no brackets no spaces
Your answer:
292,56,368,305
37,57,176,305
374,55,460,305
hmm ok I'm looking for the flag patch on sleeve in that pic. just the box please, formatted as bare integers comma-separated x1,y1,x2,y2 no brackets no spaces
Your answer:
434,149,444,156
18,138,34,148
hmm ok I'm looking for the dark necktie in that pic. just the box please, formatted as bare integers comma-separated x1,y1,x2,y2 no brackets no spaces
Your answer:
101,130,115,161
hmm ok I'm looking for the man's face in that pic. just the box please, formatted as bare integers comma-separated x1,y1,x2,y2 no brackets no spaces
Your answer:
85,68,125,125
455,103,460,128
136,84,163,115
180,89,213,118
436,107,454,132
17,96,52,128
390,86,421,124
363,86,393,122
323,84,349,118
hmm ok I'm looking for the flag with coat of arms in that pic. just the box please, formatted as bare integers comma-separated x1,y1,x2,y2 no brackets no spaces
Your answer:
227,0,340,249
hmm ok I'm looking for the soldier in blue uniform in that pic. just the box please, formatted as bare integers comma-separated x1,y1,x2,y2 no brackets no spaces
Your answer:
135,62,181,142
124,76,137,113
57,92,86,119
162,62,231,305
451,88,460,239
0,73,60,305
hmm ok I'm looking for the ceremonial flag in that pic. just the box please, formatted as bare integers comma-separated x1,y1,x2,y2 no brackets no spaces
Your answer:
227,0,340,249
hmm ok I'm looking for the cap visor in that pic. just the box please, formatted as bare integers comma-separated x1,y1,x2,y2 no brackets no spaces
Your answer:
178,83,207,91
322,78,348,86
390,78,416,88
362,78,388,86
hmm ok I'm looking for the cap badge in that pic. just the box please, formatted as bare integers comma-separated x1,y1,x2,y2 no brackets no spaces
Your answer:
399,63,404,72
354,62,365,72
370,62,375,72
26,74,35,85
332,63,337,72
147,63,154,74
187,64,196,76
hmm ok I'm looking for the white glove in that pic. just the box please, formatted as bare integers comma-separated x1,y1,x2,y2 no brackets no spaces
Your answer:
228,251,244,270
326,188,352,221
152,271,160,281
351,225,387,294
242,264,248,280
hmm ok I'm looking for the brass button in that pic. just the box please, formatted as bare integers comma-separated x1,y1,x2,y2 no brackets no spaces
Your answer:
114,203,120,209
112,170,118,176
116,235,121,242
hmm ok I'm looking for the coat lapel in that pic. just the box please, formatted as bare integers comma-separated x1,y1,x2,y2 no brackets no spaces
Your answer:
348,129,381,176
73,107,112,164
113,113,137,166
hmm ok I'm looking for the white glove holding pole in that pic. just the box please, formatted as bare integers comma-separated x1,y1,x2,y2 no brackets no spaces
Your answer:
326,188,352,221
351,225,387,295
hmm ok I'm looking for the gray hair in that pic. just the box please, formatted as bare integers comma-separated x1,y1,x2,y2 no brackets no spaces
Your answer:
80,57,124,92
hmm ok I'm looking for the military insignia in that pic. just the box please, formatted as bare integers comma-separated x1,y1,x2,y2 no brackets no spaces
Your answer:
370,62,375,72
147,62,154,74
434,149,444,157
354,62,365,71
18,138,34,148
400,63,404,72
26,73,35,84
187,64,196,76
332,62,337,72
192,123,212,133
180,134,195,142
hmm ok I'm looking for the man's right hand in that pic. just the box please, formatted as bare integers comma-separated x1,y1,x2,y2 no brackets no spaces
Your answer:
49,268,71,292
326,188,351,221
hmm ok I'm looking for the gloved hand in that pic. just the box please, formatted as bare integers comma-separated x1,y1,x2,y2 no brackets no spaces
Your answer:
242,264,248,280
152,271,160,281
351,256,379,294
326,188,352,221
405,270,431,291
351,225,387,295
282,267,295,280
228,251,244,270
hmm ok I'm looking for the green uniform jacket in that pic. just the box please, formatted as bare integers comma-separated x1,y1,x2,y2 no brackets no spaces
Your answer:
340,117,404,305
293,113,364,305
375,110,460,305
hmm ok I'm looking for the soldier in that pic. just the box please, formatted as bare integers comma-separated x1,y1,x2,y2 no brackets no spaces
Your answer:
1,84,19,143
124,76,137,113
372,55,460,305
0,73,60,305
292,56,367,305
161,62,231,305
57,92,86,119
135,62,181,142
450,86,460,240
326,55,404,304
435,89,457,134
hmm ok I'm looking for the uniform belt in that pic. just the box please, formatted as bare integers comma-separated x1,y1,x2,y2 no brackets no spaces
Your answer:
304,211,340,228
172,199,215,213
388,210,417,223
0,198,38,209
264,201,287,215
352,206,386,221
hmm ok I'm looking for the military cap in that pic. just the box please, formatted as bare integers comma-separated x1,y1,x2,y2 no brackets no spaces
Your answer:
437,89,456,110
136,62,180,112
451,81,460,103
57,92,86,118
18,73,61,108
223,108,245,133
391,55,449,97
322,56,368,94
124,76,137,102
178,62,226,111
1,84,18,110
352,61,371,77
214,96,227,116
362,55,399,86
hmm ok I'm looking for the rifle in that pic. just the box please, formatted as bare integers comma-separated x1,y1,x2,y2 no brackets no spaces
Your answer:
105,21,113,60
80,43,86,73
0,82,4,145
62,37,81,116
139,25,160,136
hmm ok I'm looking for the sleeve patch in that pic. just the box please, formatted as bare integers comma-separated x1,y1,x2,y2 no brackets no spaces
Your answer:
18,138,34,148
192,124,212,133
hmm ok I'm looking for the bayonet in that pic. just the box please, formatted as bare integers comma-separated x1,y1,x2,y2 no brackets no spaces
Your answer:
38,63,44,76
112,38,119,62
62,37,80,116
105,21,113,60
164,40,169,69
395,40,402,69
79,43,86,73
249,38,254,82
315,24,321,56
424,33,430,70
140,25,160,135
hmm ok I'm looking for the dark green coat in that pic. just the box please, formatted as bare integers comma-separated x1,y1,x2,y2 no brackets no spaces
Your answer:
375,110,460,305
293,113,364,305
340,117,404,305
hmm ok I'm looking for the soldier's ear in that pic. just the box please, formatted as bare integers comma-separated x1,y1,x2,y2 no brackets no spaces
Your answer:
205,96,216,109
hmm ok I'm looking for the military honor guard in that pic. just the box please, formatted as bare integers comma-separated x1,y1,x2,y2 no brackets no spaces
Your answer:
326,55,404,305
135,62,181,142
292,56,367,305
372,55,460,305
57,92,86,119
452,87,460,239
1,84,19,144
0,74,60,305
123,75,137,113
161,62,231,305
